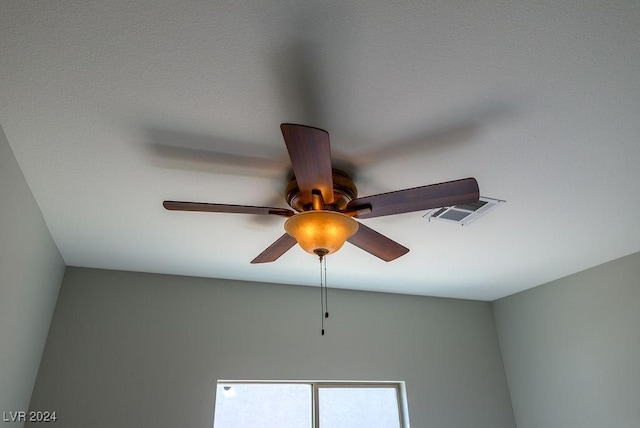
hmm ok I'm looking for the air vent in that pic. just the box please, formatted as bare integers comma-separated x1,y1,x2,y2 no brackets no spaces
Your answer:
423,196,504,226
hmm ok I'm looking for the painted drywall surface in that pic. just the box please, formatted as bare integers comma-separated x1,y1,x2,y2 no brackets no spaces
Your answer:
0,126,65,425
493,252,640,428
29,267,515,428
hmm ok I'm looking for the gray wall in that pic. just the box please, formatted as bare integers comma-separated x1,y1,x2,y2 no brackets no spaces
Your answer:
493,252,640,428
0,126,65,423
29,267,515,428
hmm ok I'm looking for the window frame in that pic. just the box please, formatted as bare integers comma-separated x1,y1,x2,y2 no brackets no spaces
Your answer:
215,380,410,428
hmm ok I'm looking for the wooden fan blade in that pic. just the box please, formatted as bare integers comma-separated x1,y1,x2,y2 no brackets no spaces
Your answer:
251,233,297,263
348,222,409,262
281,123,334,205
347,178,479,219
163,201,294,217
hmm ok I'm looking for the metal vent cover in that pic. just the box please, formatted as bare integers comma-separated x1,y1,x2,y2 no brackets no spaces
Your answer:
424,197,504,226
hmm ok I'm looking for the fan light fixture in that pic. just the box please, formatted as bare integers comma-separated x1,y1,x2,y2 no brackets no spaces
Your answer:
284,210,358,256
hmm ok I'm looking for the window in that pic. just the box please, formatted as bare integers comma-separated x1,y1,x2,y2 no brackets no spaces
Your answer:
213,381,409,428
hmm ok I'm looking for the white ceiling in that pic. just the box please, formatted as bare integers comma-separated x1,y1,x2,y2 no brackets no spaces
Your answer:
2,0,639,300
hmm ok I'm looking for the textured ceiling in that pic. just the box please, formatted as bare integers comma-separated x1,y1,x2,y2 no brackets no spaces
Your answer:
1,0,639,300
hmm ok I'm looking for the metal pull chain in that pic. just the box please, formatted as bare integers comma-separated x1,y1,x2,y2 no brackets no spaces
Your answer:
319,254,329,335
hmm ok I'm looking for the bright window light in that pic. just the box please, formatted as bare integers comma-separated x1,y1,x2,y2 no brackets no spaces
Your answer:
213,383,311,428
213,381,409,428
317,385,401,428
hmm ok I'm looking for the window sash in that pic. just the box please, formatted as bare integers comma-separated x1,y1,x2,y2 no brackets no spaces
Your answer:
313,383,403,428
214,381,408,428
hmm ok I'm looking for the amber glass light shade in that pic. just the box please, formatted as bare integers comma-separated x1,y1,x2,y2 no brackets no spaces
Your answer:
284,211,359,255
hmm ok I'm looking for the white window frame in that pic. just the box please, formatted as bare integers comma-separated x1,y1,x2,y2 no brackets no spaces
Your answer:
215,380,410,428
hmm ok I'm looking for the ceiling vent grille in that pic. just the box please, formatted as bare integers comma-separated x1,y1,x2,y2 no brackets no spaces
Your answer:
423,196,504,226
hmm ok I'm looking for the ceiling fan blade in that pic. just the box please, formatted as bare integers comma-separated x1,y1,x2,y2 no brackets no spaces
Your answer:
163,201,294,217
348,223,409,262
251,233,297,263
346,178,479,219
281,123,334,205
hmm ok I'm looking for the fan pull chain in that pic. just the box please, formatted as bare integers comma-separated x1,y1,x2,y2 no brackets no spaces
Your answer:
315,249,330,336
323,255,329,320
319,255,325,335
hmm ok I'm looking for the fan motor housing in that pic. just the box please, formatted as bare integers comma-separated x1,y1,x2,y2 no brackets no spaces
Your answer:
286,169,358,211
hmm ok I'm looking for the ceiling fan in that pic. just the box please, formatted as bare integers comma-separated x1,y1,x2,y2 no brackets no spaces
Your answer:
163,123,480,263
